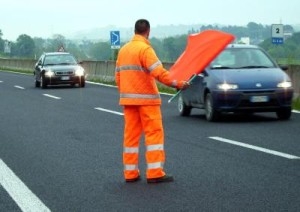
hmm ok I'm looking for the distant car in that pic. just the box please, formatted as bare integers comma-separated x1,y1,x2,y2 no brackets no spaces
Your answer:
178,44,294,121
34,52,86,88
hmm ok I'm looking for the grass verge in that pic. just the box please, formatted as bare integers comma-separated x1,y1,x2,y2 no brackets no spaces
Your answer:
293,97,300,111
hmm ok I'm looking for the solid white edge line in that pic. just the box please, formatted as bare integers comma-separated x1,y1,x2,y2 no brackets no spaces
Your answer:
43,94,61,99
95,107,123,116
209,136,300,160
14,85,25,90
292,110,300,114
0,159,51,212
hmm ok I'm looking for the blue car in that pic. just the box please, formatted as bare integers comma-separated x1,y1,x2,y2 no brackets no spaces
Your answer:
178,44,294,121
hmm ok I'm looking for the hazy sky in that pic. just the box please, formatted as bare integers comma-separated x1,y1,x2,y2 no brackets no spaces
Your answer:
1,0,299,40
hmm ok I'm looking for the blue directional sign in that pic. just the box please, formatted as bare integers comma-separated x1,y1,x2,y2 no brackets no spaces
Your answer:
272,37,284,44
110,31,120,49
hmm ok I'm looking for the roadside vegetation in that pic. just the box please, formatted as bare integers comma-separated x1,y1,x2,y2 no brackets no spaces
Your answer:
293,96,300,110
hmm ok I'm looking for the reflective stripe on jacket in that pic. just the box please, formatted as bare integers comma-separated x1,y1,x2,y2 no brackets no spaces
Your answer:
115,34,179,105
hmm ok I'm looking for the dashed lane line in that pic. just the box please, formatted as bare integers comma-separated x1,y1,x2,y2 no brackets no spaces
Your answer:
14,85,25,90
0,159,51,212
43,94,61,100
95,107,123,116
209,136,300,160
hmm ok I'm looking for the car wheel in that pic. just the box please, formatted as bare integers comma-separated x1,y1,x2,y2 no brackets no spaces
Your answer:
79,80,85,88
40,75,47,89
276,107,292,120
178,94,191,116
205,93,219,122
35,80,40,88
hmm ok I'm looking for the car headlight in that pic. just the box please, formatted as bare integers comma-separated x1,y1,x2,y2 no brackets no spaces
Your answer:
277,81,292,88
45,70,54,77
217,83,238,90
75,67,85,76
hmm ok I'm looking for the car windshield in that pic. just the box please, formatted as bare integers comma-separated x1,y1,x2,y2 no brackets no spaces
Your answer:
210,47,276,69
44,54,77,65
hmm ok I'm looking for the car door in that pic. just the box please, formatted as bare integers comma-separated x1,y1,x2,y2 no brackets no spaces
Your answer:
194,71,207,105
181,71,207,107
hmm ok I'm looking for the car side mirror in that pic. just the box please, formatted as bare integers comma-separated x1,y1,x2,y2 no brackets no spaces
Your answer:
280,65,288,71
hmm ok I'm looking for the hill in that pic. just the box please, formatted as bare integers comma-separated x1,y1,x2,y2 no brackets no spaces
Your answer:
66,23,300,42
66,24,211,41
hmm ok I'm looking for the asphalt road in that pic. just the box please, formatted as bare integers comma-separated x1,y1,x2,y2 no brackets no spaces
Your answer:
1,71,300,212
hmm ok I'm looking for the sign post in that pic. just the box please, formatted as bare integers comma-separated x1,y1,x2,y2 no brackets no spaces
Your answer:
271,24,284,44
4,41,11,54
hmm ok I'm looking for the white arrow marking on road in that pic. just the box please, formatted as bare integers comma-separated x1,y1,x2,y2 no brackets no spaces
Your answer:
14,85,25,90
43,94,61,99
95,107,123,116
0,159,51,212
209,136,300,160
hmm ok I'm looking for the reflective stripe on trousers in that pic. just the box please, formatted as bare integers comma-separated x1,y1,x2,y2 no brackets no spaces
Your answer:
123,105,166,179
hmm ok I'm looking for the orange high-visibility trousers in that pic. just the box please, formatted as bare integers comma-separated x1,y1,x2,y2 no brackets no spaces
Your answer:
123,105,166,180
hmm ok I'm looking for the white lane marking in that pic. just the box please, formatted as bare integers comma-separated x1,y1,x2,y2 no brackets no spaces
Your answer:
292,110,300,114
14,85,25,90
0,80,3,83
95,107,123,116
0,159,51,212
43,94,61,100
209,136,300,160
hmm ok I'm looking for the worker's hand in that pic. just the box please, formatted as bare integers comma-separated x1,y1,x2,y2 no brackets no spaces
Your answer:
178,80,190,90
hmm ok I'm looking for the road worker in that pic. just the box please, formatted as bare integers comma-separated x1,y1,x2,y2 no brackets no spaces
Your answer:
115,19,189,183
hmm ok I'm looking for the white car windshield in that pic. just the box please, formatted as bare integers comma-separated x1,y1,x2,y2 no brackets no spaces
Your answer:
44,54,77,65
210,48,276,69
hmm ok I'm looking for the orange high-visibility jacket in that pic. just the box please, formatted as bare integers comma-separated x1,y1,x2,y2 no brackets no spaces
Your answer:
115,35,181,105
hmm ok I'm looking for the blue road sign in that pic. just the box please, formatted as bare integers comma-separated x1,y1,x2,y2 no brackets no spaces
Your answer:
110,31,120,49
272,37,284,44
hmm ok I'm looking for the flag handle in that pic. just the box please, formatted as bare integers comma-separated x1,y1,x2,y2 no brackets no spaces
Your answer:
168,74,197,103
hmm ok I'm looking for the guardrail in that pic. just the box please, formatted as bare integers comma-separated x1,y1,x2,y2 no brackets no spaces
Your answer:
0,58,299,97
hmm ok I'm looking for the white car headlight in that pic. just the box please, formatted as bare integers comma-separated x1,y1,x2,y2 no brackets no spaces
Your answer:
75,67,85,76
277,81,292,88
217,83,238,90
45,70,54,77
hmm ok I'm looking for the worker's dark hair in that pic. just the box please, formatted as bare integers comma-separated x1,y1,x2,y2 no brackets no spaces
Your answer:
134,19,150,34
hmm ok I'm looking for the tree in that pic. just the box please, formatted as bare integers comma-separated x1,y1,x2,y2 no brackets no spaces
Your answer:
88,41,111,60
33,37,46,59
284,25,294,33
65,40,88,60
260,32,300,61
0,29,4,54
51,34,66,52
14,34,35,58
150,37,164,59
162,35,187,62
